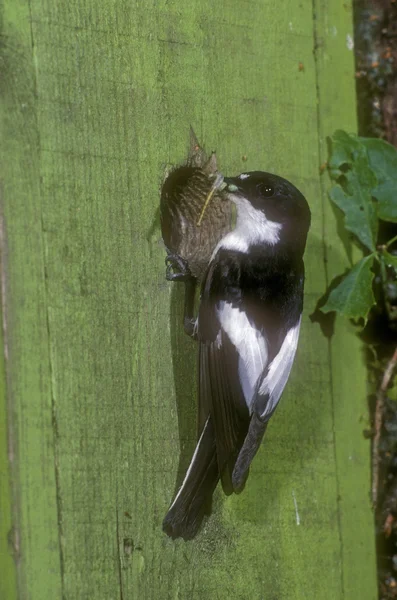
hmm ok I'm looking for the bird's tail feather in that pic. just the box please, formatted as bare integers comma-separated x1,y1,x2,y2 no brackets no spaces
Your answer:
162,417,219,540
232,414,268,492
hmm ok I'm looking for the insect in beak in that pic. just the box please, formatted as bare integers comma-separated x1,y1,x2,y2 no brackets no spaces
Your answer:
223,177,241,193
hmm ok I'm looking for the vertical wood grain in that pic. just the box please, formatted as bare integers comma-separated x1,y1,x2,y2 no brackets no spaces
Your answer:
0,0,377,598
0,1,63,598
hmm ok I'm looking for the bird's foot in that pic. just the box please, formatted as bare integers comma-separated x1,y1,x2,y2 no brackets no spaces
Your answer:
184,317,198,339
165,254,191,282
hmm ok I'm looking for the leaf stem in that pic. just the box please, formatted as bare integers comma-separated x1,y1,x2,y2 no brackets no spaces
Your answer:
386,234,397,249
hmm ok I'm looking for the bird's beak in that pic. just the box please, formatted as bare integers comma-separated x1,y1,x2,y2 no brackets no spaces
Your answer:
223,177,241,193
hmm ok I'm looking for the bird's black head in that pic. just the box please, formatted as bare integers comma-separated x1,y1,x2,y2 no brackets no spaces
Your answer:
224,171,311,253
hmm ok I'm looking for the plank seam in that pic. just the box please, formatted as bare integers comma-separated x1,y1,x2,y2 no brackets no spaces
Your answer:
27,1,66,596
0,199,20,597
116,506,125,600
311,1,345,597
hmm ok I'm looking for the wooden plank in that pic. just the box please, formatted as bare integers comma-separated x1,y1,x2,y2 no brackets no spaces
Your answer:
313,2,378,597
0,0,377,598
0,2,63,598
0,303,17,600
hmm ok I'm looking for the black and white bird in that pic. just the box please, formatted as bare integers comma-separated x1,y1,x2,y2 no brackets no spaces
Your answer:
163,171,311,540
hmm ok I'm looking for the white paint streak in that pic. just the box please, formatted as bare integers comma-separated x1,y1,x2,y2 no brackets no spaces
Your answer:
289,22,293,31
217,301,267,406
292,490,301,525
331,25,338,37
346,34,354,50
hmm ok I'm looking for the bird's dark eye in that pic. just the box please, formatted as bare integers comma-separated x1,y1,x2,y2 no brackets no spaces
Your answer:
257,183,274,197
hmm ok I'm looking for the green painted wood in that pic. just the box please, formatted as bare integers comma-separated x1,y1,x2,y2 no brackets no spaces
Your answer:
0,1,377,599
313,3,377,598
0,1,63,598
0,297,17,600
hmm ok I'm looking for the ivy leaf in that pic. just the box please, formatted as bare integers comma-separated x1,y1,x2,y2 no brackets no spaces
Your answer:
327,131,378,252
383,251,397,269
321,255,376,322
328,180,377,252
361,137,397,223
328,130,376,180
327,130,358,175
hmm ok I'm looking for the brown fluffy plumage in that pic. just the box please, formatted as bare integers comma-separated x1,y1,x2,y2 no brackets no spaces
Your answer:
160,130,231,281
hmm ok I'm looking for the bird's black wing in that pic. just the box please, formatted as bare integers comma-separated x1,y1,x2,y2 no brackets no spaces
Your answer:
199,249,305,493
198,253,261,494
198,332,250,494
231,264,305,491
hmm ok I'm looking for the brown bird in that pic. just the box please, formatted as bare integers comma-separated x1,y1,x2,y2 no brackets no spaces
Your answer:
160,129,232,334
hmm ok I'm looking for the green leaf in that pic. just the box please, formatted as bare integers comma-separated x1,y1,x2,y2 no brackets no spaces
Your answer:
383,251,397,269
321,255,376,322
327,130,355,173
328,131,376,181
328,180,377,251
327,131,378,251
361,137,397,223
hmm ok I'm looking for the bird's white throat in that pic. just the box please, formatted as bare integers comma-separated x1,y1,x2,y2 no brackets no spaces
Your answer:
215,195,282,255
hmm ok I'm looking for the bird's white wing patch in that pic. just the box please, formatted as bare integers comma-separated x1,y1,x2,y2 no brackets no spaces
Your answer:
258,317,301,418
217,301,268,408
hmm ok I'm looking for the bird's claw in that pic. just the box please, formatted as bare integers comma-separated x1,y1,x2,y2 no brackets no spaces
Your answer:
165,254,191,282
184,317,198,339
